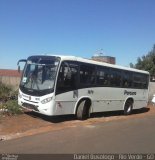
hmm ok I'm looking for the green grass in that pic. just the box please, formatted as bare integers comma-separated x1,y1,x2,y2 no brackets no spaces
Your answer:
5,100,23,115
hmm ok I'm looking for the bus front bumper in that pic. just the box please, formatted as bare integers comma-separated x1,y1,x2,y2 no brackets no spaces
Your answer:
18,91,55,116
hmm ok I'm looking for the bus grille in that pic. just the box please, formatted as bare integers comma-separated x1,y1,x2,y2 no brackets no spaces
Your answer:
22,103,39,111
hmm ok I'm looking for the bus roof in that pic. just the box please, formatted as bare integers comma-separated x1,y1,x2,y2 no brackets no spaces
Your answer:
29,55,149,75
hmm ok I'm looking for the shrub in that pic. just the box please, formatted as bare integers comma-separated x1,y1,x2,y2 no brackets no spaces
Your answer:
5,100,23,115
0,83,23,116
0,100,23,116
0,82,12,101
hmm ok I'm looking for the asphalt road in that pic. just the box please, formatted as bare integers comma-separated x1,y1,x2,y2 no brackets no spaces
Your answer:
0,113,155,154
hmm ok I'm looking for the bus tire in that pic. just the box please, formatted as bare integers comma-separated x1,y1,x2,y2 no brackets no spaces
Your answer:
124,99,133,115
76,100,91,120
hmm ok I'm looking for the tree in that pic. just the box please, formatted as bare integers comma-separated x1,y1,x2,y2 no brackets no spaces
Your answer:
131,44,155,76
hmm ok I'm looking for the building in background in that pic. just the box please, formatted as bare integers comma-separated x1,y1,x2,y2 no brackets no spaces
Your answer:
91,54,116,64
0,69,21,90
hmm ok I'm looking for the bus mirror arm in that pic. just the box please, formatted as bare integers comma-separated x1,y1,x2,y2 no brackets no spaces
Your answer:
17,59,27,66
17,59,27,73
18,65,20,73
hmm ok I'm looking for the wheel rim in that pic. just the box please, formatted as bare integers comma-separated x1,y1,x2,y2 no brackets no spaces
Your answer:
127,105,132,113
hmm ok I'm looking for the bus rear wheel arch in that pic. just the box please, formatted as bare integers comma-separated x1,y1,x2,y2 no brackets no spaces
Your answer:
76,98,91,120
124,98,134,115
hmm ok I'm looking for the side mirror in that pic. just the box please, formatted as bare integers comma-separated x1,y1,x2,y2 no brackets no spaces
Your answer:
18,65,21,73
17,59,27,73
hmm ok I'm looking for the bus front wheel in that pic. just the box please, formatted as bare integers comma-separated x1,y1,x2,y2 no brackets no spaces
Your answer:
124,99,133,115
76,100,91,120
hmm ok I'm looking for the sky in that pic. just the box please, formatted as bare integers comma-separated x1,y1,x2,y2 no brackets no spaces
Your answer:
0,0,155,69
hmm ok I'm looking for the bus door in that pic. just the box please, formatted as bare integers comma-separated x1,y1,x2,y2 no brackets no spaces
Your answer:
55,61,79,115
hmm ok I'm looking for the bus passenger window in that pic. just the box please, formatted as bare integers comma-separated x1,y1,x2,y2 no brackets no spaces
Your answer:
56,61,78,94
79,64,96,86
122,71,133,88
96,67,110,86
110,69,122,87
133,73,149,89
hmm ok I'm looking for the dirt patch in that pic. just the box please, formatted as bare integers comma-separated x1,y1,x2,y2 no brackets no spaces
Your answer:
0,104,155,140
0,114,51,134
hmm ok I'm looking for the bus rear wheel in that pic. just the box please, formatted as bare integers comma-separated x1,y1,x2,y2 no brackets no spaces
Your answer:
76,100,91,120
124,99,133,115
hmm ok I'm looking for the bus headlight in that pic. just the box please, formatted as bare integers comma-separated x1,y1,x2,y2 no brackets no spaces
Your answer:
41,97,53,104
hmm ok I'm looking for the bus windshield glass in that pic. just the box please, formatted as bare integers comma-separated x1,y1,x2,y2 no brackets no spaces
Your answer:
20,56,60,91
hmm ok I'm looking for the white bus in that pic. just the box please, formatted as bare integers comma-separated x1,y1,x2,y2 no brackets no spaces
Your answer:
17,55,149,120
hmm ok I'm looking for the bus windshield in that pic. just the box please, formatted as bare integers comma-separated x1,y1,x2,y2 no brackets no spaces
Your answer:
20,56,60,92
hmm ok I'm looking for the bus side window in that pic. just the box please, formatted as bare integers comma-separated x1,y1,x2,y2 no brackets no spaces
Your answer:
96,66,110,86
56,61,78,94
133,73,149,89
143,75,149,89
122,71,133,88
110,69,122,87
79,64,96,86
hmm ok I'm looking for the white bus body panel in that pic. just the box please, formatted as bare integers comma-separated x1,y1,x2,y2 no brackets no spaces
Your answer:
54,90,77,115
54,87,148,115
18,87,148,116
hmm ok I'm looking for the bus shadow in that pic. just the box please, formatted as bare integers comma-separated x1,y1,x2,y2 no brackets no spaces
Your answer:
91,107,150,118
91,110,123,118
25,111,77,123
132,107,150,115
25,107,150,123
